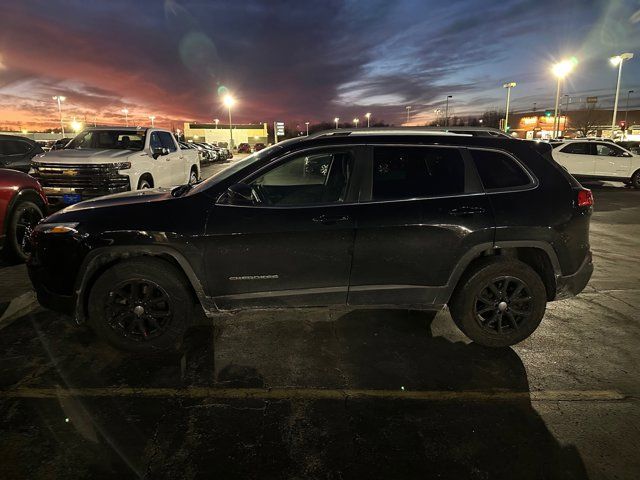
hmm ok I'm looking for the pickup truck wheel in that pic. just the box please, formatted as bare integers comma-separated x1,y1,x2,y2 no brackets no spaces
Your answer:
4,200,43,262
88,258,193,353
137,177,152,189
630,170,640,189
449,258,546,347
189,167,198,184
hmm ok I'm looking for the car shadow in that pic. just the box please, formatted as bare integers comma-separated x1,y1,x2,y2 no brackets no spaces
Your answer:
0,309,588,479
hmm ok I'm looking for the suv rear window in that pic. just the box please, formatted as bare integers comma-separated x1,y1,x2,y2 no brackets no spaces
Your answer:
470,149,531,190
372,147,465,200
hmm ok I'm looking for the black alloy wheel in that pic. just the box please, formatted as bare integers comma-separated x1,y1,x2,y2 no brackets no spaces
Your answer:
6,200,43,262
106,279,173,341
474,276,533,334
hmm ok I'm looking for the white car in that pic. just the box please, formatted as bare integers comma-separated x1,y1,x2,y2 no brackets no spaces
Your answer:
552,139,640,189
30,127,201,208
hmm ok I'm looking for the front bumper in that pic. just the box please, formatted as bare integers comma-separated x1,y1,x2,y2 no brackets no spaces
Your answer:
555,251,594,300
27,263,76,315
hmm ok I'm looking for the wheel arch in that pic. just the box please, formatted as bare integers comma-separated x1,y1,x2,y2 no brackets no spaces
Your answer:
441,241,561,304
74,246,214,324
137,173,154,188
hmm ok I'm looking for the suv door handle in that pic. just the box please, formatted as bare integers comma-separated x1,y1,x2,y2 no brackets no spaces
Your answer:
448,207,486,216
312,214,350,225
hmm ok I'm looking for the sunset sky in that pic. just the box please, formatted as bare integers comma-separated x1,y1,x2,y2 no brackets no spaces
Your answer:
1,0,639,131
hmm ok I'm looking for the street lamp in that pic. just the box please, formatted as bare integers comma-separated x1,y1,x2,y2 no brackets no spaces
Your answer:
353,118,359,128
445,95,453,126
52,96,66,137
405,106,411,124
610,53,634,137
625,90,634,125
214,118,219,129
551,58,577,138
305,121,310,136
149,115,155,127
365,112,371,128
334,117,339,129
71,117,83,133
122,108,129,126
502,82,516,132
223,94,235,148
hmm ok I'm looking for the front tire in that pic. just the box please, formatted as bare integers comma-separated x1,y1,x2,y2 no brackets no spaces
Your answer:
449,258,547,347
189,167,199,184
4,200,43,262
630,170,640,189
88,258,193,352
137,176,152,189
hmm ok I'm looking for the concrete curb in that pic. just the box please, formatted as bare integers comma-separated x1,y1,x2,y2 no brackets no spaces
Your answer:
0,291,39,331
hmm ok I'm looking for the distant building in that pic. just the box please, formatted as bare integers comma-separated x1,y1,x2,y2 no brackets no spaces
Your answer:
183,122,268,148
508,108,640,139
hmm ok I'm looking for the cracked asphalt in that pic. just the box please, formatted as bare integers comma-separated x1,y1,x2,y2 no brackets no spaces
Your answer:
0,179,639,479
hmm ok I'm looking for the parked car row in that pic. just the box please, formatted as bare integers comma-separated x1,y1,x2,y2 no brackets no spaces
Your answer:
186,141,233,163
550,138,640,188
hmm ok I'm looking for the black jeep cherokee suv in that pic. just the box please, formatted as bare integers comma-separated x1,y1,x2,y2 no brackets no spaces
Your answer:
27,129,594,352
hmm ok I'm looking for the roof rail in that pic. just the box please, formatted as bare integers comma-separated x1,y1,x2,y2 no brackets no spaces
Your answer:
308,127,471,139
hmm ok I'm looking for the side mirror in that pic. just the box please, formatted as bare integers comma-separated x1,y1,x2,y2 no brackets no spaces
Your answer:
227,183,254,205
152,146,167,159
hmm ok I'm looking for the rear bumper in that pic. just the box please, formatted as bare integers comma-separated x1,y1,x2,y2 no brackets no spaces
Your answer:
554,251,593,300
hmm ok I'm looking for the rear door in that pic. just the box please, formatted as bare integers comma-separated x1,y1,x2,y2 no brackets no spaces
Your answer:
553,142,594,176
348,145,494,307
157,131,184,185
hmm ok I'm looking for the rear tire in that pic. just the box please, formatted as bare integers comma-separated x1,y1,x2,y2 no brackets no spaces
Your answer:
449,258,547,347
4,200,43,262
137,176,152,189
630,170,640,189
88,258,193,353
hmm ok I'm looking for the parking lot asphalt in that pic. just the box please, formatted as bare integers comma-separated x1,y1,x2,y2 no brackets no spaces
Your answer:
0,172,639,479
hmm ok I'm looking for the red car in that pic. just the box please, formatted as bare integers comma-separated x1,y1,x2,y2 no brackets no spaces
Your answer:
237,143,251,153
0,169,47,261
253,142,266,152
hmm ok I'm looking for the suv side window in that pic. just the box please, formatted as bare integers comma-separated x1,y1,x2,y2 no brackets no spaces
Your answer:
470,149,531,190
561,142,590,155
158,132,177,152
595,143,626,157
1,140,31,155
371,147,465,201
250,150,354,206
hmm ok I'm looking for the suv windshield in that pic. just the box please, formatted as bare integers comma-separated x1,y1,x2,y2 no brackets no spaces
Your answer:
66,130,146,151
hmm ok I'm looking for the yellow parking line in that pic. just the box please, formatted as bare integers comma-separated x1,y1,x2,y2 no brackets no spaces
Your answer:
0,387,628,402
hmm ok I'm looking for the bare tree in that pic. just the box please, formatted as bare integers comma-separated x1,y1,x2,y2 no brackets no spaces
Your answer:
572,103,598,137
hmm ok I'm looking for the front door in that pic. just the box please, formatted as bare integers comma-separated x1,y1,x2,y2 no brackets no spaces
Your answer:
204,146,363,309
593,142,632,178
348,145,495,307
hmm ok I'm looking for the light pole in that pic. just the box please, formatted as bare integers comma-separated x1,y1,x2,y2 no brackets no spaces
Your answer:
334,117,339,129
445,95,452,126
502,82,516,132
223,94,235,148
214,118,219,129
122,108,129,126
353,118,359,128
563,94,570,134
365,112,371,128
433,108,441,126
405,106,411,124
551,58,577,138
610,53,634,137
52,96,66,137
149,115,155,127
625,90,634,125
305,121,310,136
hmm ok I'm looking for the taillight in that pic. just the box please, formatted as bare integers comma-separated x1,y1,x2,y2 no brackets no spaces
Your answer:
577,189,593,207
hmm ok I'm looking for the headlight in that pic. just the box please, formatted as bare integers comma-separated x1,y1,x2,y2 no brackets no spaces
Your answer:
113,162,131,170
34,222,79,234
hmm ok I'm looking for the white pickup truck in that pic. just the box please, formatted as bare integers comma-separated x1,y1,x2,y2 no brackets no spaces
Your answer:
30,127,201,208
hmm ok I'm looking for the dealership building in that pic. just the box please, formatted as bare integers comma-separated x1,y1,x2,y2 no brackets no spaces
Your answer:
182,122,269,148
508,108,640,139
